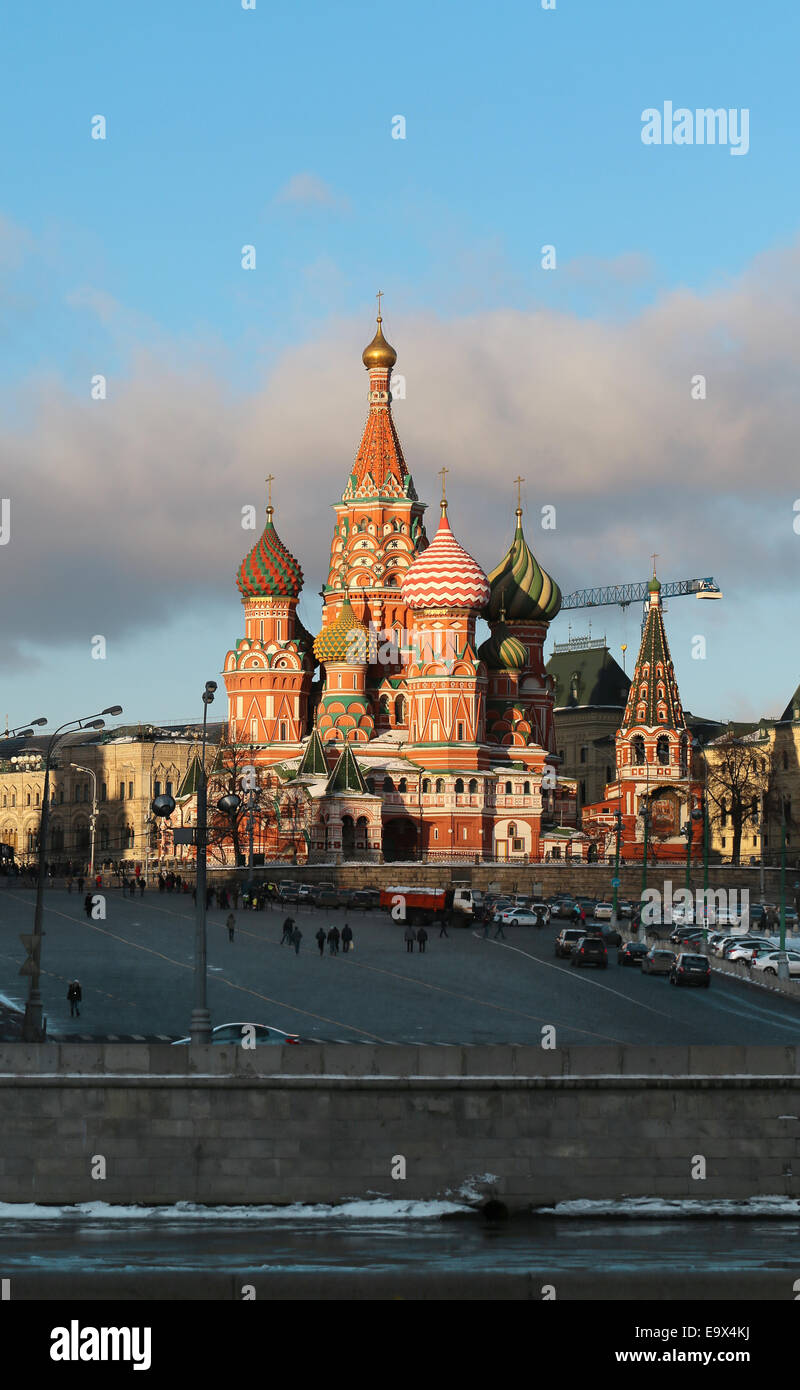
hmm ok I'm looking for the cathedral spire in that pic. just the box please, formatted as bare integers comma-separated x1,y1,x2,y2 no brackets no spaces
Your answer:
621,565,686,731
346,300,410,500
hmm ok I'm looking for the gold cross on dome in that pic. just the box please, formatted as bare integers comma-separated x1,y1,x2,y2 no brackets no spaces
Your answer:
376,290,384,320
438,466,448,501
513,475,525,510
266,474,274,509
651,552,659,577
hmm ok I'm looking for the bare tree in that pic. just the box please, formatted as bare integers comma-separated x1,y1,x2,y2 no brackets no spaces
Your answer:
205,740,276,866
705,733,771,866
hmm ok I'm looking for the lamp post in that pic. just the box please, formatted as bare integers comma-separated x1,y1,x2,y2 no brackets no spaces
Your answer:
779,801,787,952
190,681,217,1045
611,809,622,927
10,751,44,867
640,757,651,898
70,764,98,879
22,706,122,1042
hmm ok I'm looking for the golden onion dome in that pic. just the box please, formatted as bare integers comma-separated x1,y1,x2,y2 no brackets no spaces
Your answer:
313,597,369,665
362,314,397,371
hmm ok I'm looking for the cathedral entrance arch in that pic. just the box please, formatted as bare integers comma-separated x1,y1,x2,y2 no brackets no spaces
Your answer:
382,816,418,862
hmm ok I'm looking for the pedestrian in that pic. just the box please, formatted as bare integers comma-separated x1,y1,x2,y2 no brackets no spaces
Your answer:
95,872,102,890
341,922,353,953
494,916,506,939
77,876,85,894
67,980,82,1017
130,878,137,897
327,926,339,955
281,916,295,945
227,912,236,942
439,917,449,938
292,925,302,955
251,893,258,911
158,874,166,894
316,926,326,956
404,924,415,952
138,877,145,896
417,926,428,953
535,906,544,929
84,892,94,920
242,889,250,910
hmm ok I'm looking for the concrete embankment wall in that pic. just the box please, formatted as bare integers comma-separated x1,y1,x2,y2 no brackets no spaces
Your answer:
2,1045,799,1209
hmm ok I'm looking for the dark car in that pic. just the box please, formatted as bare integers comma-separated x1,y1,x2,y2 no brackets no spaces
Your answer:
554,898,578,920
641,947,676,976
598,924,623,947
669,953,711,988
669,926,706,946
347,889,377,910
571,935,608,969
555,927,585,958
618,941,649,967
315,888,341,909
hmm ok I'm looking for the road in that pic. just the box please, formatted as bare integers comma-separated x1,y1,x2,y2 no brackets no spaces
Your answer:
1,886,799,1044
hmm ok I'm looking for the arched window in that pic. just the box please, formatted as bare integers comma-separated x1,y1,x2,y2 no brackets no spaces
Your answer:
657,736,670,765
383,776,394,792
35,791,40,806
679,732,689,774
435,778,444,793
397,778,407,793
454,778,464,794
422,778,431,794
468,778,478,794
508,822,517,837
523,781,530,795
505,781,512,795
395,695,406,724
632,736,645,764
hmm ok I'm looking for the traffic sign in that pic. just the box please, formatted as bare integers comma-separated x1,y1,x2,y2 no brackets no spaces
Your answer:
611,877,620,888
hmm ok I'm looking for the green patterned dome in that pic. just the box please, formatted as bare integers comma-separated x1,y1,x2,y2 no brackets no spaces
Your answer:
313,597,369,665
478,621,527,671
485,511,561,623
237,507,303,601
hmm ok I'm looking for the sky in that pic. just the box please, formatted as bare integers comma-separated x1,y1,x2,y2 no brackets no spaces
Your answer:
1,0,798,732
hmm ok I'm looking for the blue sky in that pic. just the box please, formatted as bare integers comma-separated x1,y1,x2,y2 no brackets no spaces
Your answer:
1,0,798,729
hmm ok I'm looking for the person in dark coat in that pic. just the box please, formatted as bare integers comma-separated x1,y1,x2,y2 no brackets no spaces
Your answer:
67,980,82,1017
439,917,449,938
77,876,85,894
84,892,94,920
316,927,326,956
226,912,236,942
416,926,428,953
327,926,340,955
138,877,145,896
291,926,302,955
493,915,506,939
404,924,415,952
281,916,294,944
341,922,353,953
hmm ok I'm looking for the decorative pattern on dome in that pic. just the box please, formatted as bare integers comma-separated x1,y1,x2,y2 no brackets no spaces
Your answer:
401,508,490,610
313,597,369,665
621,575,685,732
236,508,303,601
485,514,561,623
478,621,527,671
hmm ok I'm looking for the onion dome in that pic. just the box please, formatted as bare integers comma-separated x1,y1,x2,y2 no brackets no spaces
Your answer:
362,312,397,371
313,596,369,664
478,620,527,671
485,509,561,623
648,575,661,594
401,501,490,610
237,505,303,601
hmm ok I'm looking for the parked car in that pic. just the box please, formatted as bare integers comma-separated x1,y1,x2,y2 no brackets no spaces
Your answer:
347,888,379,911
641,947,676,976
593,902,614,922
751,950,800,978
278,883,301,903
617,900,633,920
618,941,649,967
669,925,706,946
669,954,711,988
597,924,623,947
555,927,585,958
507,909,545,927
528,902,551,924
571,935,608,969
726,942,773,964
721,936,772,960
315,888,341,909
172,1023,301,1046
554,898,577,919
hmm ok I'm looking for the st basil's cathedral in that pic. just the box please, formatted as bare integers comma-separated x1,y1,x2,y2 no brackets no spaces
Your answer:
218,308,566,864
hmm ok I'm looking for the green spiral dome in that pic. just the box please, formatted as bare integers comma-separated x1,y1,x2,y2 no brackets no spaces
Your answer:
478,621,527,671
485,513,562,623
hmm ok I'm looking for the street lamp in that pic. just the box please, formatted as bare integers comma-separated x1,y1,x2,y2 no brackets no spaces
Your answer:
22,705,122,1042
189,681,217,1045
70,764,98,879
611,809,623,927
10,753,44,867
7,718,47,738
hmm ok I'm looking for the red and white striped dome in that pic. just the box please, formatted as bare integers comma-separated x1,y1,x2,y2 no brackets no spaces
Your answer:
401,508,490,610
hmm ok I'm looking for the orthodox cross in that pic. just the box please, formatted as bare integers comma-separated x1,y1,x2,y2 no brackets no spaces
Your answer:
438,466,448,501
513,475,525,510
376,290,384,320
266,474,274,509
651,552,659,577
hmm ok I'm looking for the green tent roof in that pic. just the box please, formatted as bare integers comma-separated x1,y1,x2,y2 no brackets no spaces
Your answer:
297,727,329,777
326,741,368,795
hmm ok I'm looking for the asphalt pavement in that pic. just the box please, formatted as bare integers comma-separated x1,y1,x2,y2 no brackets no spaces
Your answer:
1,887,800,1044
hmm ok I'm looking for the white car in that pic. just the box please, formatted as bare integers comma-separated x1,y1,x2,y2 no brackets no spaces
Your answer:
751,951,800,978
726,943,773,964
593,903,614,922
712,934,750,957
507,908,548,927
172,1022,301,1046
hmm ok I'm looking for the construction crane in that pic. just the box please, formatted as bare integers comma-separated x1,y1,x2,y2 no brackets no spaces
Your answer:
559,576,722,635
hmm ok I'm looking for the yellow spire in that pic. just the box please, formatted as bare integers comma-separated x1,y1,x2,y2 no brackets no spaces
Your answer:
362,295,397,370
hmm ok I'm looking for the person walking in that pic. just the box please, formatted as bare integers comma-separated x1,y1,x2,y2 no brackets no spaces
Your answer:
316,926,326,956
439,917,449,938
292,925,302,955
281,916,295,945
493,916,506,940
417,926,428,953
138,876,145,896
84,892,94,921
341,922,353,953
328,925,340,955
67,980,82,1017
226,912,236,942
77,875,85,894
404,924,415,952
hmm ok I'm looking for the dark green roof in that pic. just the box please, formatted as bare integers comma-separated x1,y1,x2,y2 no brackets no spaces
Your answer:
546,646,630,709
297,728,329,778
177,755,203,799
621,595,684,731
780,683,800,723
326,741,368,795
